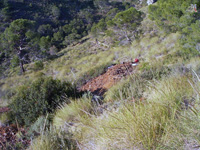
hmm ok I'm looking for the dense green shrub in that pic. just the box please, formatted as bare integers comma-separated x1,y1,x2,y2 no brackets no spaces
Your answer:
148,0,200,32
0,0,129,74
148,0,200,58
179,20,200,59
9,77,76,126
10,55,20,68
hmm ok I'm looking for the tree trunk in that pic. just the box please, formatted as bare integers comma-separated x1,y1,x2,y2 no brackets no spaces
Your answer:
20,60,25,73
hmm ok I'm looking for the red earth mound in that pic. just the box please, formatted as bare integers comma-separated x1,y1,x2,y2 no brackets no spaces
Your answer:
81,62,138,95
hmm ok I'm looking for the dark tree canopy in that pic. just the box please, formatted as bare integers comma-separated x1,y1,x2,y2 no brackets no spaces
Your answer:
2,19,35,72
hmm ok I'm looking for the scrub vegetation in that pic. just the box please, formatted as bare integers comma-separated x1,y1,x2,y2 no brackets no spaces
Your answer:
0,0,200,149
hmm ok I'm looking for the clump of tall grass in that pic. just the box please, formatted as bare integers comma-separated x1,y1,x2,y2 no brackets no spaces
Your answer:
77,74,197,149
29,126,77,150
105,60,171,103
105,74,146,102
53,94,94,128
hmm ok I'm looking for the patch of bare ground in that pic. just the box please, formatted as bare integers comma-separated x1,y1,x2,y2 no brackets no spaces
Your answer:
81,62,138,95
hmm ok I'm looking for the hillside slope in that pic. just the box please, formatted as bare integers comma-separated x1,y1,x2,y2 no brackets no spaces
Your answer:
1,1,200,149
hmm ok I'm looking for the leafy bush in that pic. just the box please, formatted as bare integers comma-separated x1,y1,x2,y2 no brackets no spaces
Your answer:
178,20,200,59
9,77,76,126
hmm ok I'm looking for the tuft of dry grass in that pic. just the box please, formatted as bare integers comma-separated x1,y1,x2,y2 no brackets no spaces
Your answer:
29,126,77,150
70,74,199,149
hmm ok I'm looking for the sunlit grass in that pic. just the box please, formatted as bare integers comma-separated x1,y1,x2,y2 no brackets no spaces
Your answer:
53,94,93,128
29,126,77,150
72,74,198,149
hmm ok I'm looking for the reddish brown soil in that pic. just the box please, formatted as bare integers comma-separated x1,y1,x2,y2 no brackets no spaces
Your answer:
81,62,137,95
0,125,30,149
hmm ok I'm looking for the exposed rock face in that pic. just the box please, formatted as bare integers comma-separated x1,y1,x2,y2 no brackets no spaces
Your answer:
147,0,157,5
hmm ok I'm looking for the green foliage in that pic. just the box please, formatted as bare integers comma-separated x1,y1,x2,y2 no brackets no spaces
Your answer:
2,19,35,52
53,31,64,42
62,19,87,46
113,7,143,29
179,20,200,58
105,75,146,102
90,7,143,41
139,62,171,80
39,36,51,52
10,55,19,68
51,6,60,20
53,94,93,128
76,75,197,149
1,6,10,21
0,0,129,73
148,0,200,32
105,8,119,22
27,115,50,138
33,61,44,71
148,0,200,58
9,77,76,126
37,24,53,37
94,0,110,14
91,19,107,37
109,7,143,40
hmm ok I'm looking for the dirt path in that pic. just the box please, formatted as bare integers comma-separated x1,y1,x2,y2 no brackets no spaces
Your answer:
81,62,137,95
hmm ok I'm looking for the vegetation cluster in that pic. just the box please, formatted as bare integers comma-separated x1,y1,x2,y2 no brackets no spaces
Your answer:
0,0,200,149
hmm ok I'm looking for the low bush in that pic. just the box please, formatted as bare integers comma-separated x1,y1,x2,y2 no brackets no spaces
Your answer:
9,77,76,126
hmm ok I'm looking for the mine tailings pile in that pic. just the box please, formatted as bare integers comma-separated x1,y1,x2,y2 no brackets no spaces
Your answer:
81,62,138,95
